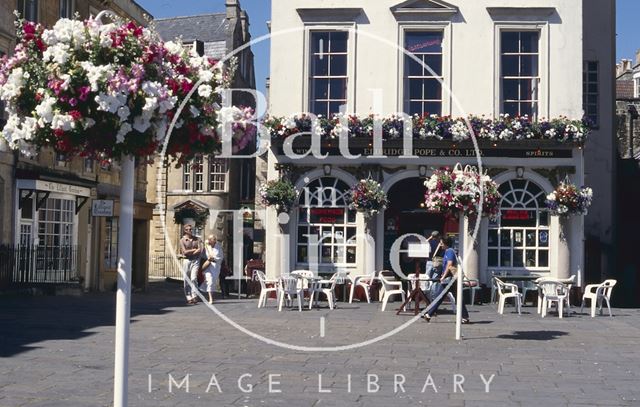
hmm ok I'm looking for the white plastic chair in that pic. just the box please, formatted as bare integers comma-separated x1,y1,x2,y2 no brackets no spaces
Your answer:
581,279,617,317
490,270,508,303
494,277,522,315
254,270,278,308
349,271,377,303
278,275,304,312
536,275,575,314
308,271,348,310
463,277,481,305
290,270,314,290
379,271,406,311
539,281,568,318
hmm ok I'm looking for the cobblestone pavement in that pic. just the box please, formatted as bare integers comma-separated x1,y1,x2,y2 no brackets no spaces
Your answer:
1,280,640,407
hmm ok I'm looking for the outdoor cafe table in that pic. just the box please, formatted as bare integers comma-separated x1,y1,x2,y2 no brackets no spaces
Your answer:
396,275,439,316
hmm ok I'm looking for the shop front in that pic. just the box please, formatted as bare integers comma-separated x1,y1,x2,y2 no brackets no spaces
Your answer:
264,139,585,287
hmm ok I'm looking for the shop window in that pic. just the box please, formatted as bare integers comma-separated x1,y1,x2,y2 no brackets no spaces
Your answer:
501,31,539,118
104,217,118,269
583,61,599,126
297,177,357,266
488,179,549,270
17,0,38,22
37,197,74,247
309,31,348,117
404,31,444,116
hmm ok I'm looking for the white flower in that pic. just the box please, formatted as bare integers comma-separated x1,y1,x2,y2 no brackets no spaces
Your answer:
141,81,162,97
197,84,213,98
142,97,158,115
0,67,25,100
189,105,200,118
95,92,125,114
198,69,214,83
81,61,114,91
83,118,96,130
164,41,184,56
117,106,131,123
51,113,75,131
42,43,71,65
158,97,176,114
132,115,151,133
117,123,132,143
35,95,57,124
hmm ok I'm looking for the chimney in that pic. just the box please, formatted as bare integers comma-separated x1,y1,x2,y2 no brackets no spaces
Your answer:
226,0,240,19
240,10,250,42
636,49,640,67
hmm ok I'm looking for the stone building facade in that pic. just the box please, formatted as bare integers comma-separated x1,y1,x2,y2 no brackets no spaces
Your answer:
147,0,256,279
260,0,615,289
0,0,153,292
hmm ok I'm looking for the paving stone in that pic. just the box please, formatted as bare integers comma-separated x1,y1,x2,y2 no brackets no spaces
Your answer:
1,281,640,406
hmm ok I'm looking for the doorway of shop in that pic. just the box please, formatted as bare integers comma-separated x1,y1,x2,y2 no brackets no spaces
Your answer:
383,178,457,273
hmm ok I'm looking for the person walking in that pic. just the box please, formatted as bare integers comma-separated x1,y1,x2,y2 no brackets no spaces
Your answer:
423,236,470,324
180,225,202,304
201,235,224,304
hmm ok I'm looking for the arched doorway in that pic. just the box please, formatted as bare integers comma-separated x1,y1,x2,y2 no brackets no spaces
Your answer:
383,178,457,270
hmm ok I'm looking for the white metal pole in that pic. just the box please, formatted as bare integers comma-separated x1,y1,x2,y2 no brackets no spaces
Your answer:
114,155,135,407
455,217,465,340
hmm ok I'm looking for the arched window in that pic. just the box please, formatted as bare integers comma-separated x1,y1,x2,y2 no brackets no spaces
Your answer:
488,179,549,270
296,177,357,266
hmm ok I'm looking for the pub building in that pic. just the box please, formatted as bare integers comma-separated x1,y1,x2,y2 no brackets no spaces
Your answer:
259,0,615,290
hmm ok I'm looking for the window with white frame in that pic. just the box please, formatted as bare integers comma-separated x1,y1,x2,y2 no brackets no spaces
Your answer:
583,61,599,126
193,156,204,192
182,162,192,191
209,158,227,192
37,197,74,247
404,31,444,116
488,180,549,270
501,31,540,118
104,217,118,269
635,77,640,98
17,0,38,22
59,0,73,18
296,177,357,266
309,31,348,117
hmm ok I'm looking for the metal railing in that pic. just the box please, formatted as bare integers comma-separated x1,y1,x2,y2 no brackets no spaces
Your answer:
149,255,185,279
0,245,79,285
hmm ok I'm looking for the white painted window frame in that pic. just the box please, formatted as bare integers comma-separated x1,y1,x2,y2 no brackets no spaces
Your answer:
302,23,357,115
397,22,452,116
494,22,549,119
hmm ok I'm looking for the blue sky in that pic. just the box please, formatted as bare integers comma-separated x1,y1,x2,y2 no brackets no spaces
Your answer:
138,0,640,95
616,0,640,63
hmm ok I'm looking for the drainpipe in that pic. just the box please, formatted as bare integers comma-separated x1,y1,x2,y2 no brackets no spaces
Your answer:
629,105,638,159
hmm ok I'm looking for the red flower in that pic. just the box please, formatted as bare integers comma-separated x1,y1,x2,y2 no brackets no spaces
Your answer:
69,110,82,121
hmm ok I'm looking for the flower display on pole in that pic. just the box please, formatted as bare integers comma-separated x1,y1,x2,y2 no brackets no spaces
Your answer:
545,179,593,217
258,179,298,213
0,15,255,163
424,165,501,219
346,178,389,218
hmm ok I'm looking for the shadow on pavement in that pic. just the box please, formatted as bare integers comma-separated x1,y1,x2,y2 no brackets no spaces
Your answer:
0,280,188,358
496,330,568,341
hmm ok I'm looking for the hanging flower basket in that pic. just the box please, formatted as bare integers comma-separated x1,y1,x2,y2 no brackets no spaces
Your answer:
424,164,501,219
258,179,298,213
545,178,593,217
346,178,388,218
0,14,255,163
173,206,209,227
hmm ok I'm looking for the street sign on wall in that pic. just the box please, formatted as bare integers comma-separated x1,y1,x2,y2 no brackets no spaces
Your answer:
92,200,114,217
